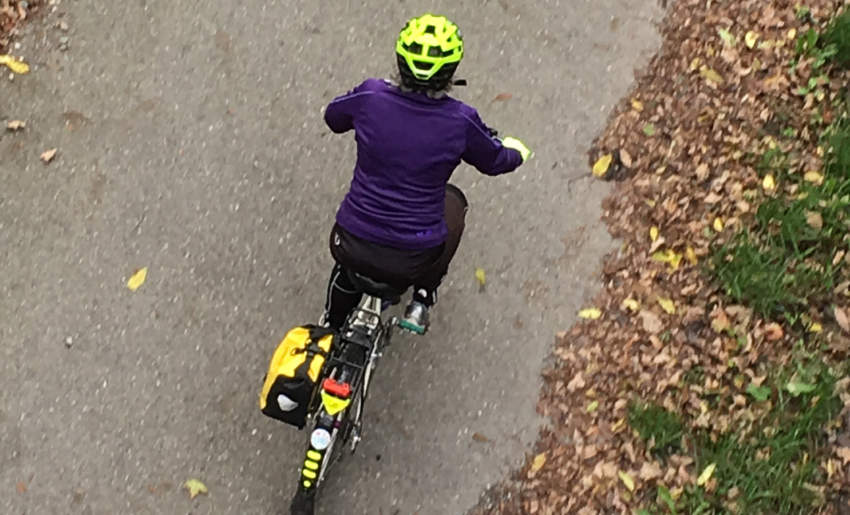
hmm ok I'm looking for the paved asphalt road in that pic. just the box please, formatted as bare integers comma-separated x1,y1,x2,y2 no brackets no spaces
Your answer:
0,1,662,513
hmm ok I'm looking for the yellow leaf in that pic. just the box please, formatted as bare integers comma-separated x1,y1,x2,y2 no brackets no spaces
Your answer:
618,470,635,492
530,453,546,473
762,174,775,190
787,28,797,40
650,226,659,242
697,463,716,486
40,148,57,163
809,322,822,333
474,267,486,286
658,298,676,314
652,249,682,270
621,298,640,312
127,267,148,291
713,217,724,232
689,57,702,71
586,400,599,413
578,307,602,320
686,246,698,265
699,66,724,84
0,54,30,74
631,99,644,112
745,31,759,49
804,171,824,185
183,478,208,499
645,199,657,208
593,154,613,177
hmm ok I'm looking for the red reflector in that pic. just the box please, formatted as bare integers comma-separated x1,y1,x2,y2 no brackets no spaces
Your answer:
322,378,351,398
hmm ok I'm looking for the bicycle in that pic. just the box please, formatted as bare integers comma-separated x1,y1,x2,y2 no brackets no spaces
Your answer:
289,272,418,515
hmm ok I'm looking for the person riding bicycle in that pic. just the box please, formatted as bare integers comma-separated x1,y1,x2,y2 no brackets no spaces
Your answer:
322,13,532,334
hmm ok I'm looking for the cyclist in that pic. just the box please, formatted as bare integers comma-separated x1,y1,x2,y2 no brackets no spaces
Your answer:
322,13,532,334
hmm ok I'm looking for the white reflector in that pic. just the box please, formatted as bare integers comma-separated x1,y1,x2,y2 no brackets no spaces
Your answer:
276,394,298,412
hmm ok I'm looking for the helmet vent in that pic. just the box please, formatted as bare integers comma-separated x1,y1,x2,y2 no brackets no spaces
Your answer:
427,46,442,57
424,25,436,34
412,60,434,70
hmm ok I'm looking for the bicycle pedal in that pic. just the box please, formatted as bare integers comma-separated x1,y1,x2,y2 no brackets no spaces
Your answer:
397,318,426,335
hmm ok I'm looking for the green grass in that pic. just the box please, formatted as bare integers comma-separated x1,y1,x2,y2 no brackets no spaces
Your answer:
635,362,842,515
628,402,684,458
711,114,850,321
822,8,850,68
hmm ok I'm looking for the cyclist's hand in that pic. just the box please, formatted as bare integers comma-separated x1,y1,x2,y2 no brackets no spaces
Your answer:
502,136,532,163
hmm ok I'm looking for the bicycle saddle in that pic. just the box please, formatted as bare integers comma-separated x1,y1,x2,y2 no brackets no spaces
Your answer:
345,271,403,304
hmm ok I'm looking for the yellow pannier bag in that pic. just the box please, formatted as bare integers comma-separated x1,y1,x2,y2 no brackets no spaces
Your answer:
259,325,335,428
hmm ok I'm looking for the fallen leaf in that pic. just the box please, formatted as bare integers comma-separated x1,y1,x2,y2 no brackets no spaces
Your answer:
638,461,663,480
711,309,730,333
593,154,613,177
650,226,659,242
762,174,775,190
567,373,586,392
127,267,148,292
713,217,724,232
631,99,644,112
745,31,759,49
764,322,783,341
837,447,850,465
16,481,26,494
618,470,635,492
718,28,735,45
643,123,656,136
586,400,599,413
651,249,683,270
787,28,797,40
578,307,602,320
6,120,25,130
686,246,698,265
492,92,513,102
40,148,58,163
620,149,633,168
530,453,546,473
621,298,640,312
472,432,490,443
805,211,823,230
835,306,850,334
697,463,716,486
0,54,30,74
804,171,824,185
183,478,208,499
658,298,676,314
474,267,486,286
809,322,822,333
699,66,724,84
639,310,663,333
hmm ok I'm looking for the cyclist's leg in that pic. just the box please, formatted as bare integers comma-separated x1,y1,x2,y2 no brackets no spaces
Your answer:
323,262,362,330
412,183,469,305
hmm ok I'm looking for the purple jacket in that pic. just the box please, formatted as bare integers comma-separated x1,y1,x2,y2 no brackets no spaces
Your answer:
325,78,523,250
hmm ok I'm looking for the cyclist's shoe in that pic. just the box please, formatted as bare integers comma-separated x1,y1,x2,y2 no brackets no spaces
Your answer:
290,487,315,515
399,301,429,335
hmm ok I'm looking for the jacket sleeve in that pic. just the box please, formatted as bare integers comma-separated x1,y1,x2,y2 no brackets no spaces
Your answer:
460,108,524,176
324,80,373,134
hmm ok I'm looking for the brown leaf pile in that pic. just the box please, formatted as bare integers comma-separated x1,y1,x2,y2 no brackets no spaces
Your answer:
0,0,43,53
473,1,850,513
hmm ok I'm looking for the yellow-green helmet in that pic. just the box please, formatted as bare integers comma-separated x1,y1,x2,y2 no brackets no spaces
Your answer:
396,14,463,90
